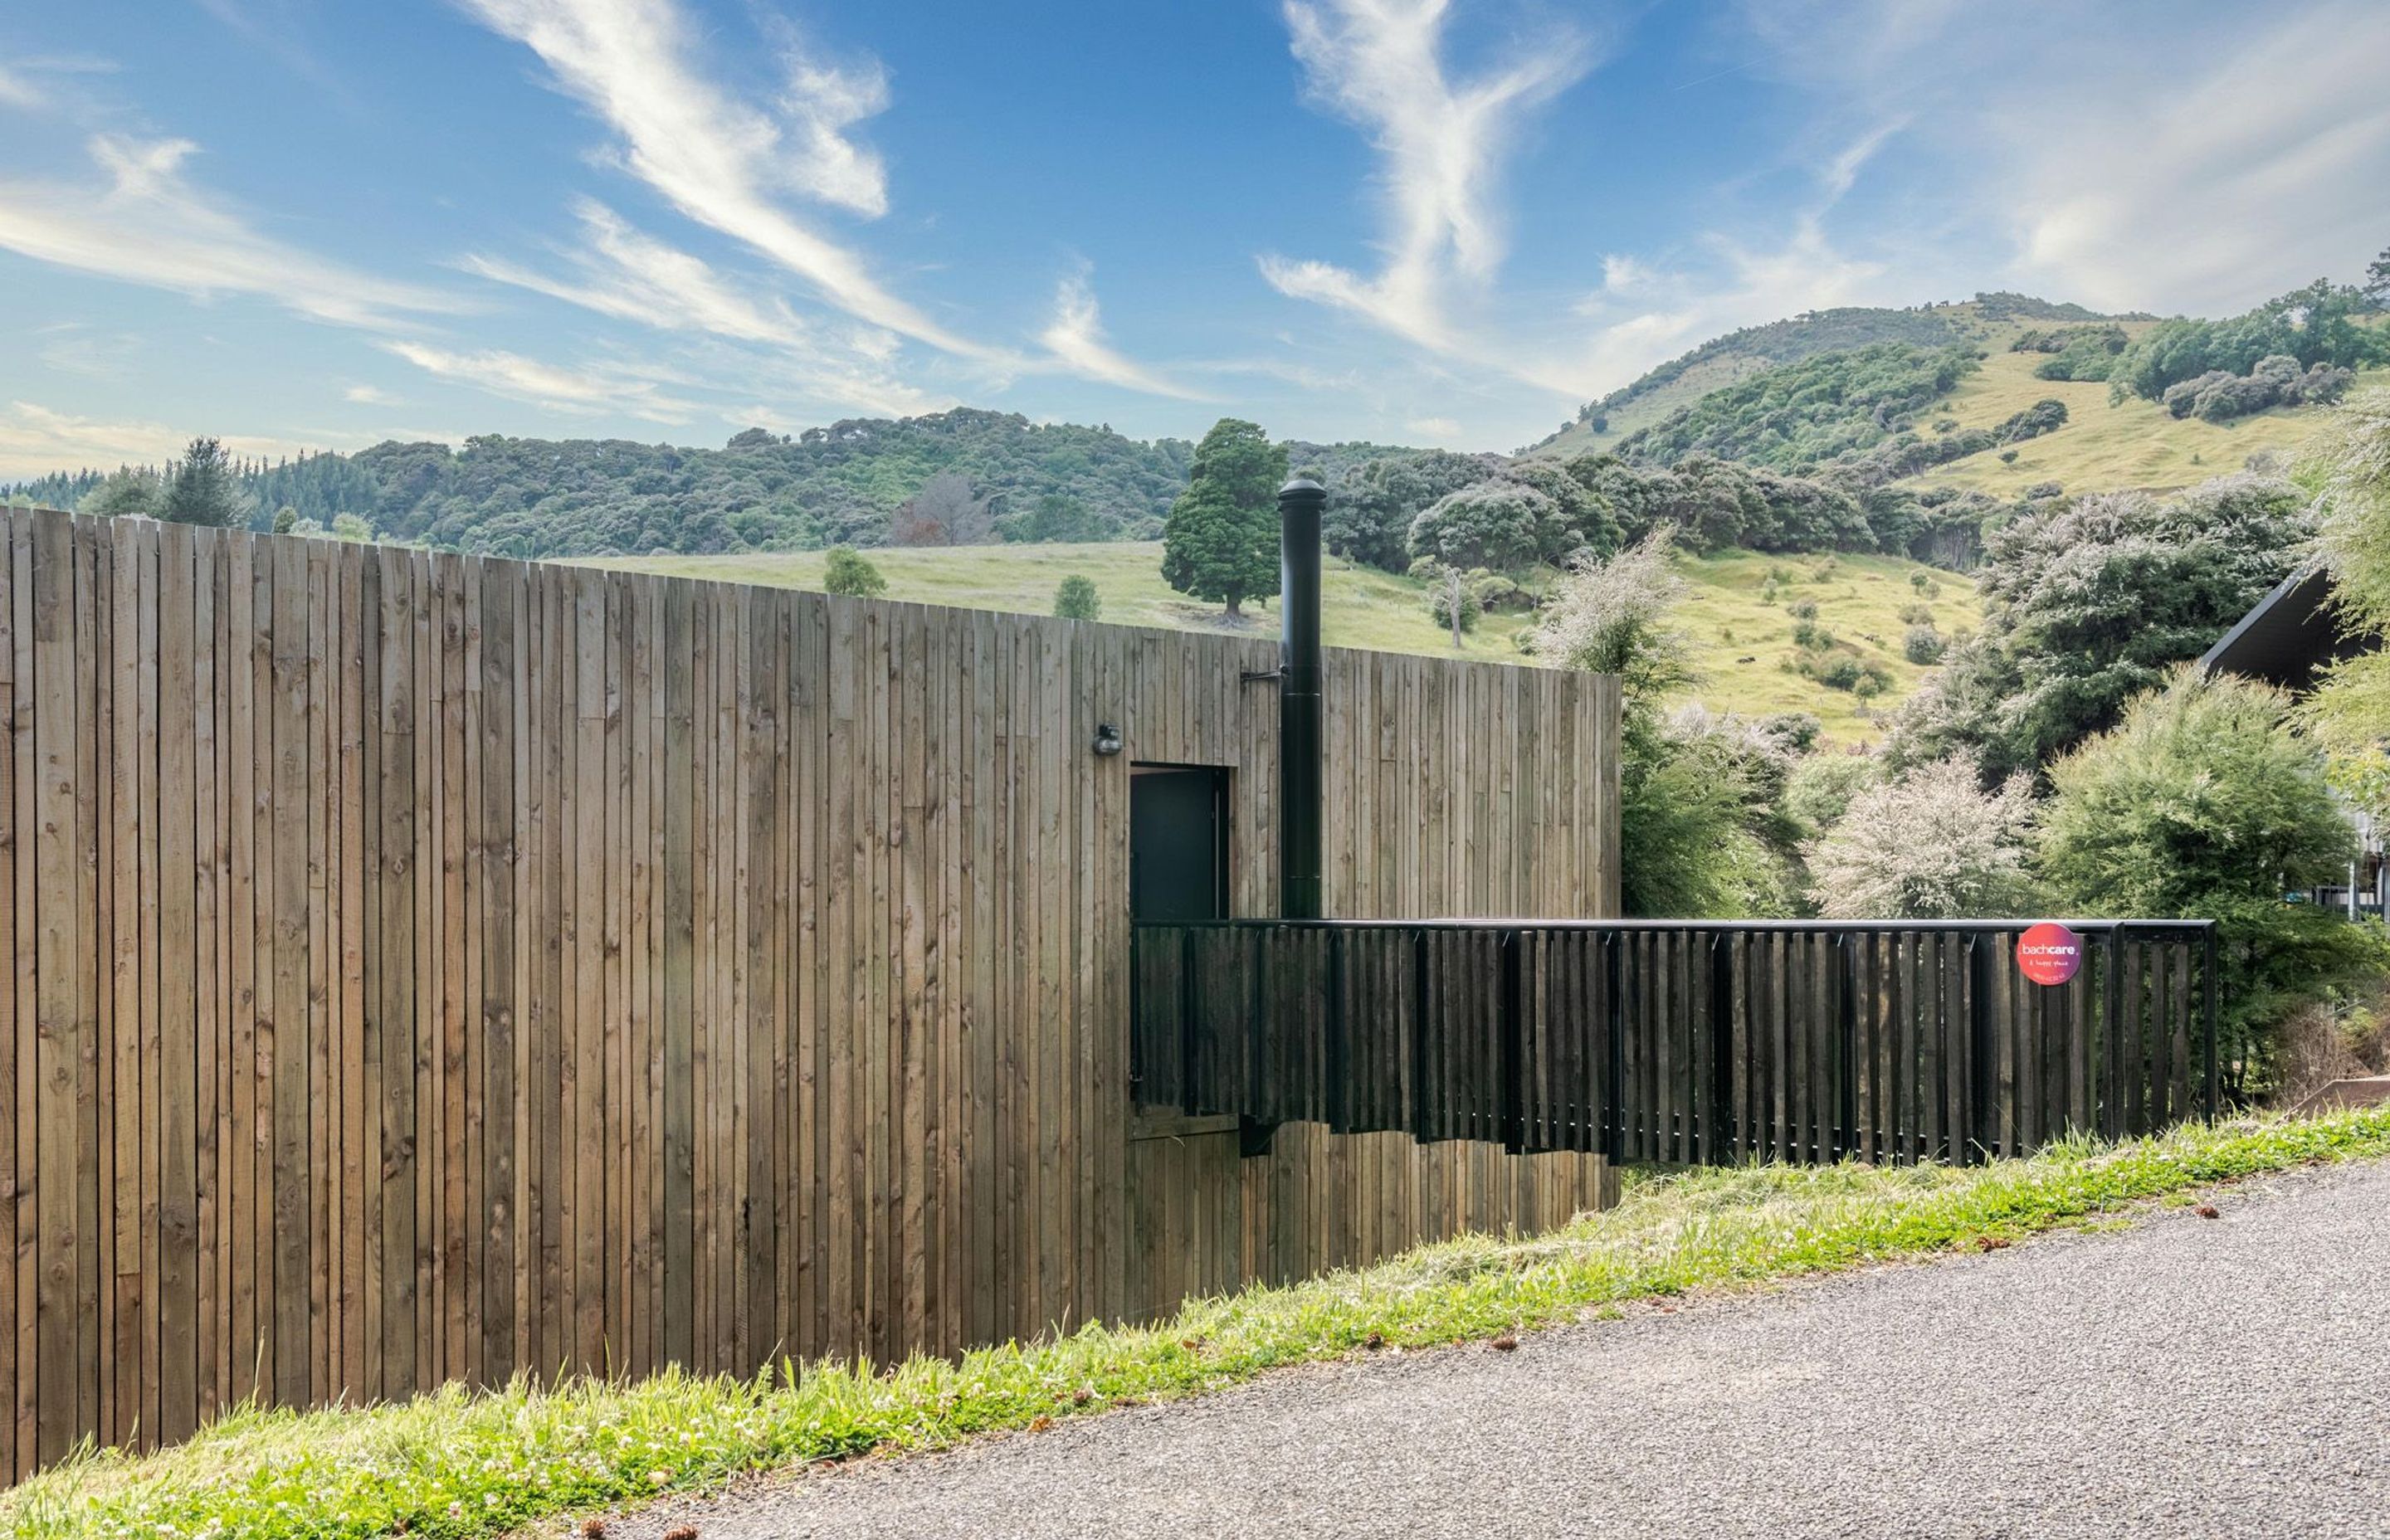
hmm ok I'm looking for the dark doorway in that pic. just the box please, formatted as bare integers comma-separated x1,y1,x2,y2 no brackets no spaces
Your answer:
1130,765,1230,922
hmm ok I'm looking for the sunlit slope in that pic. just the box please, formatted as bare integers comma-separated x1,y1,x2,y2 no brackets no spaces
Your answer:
588,541,1978,743
1910,342,2380,496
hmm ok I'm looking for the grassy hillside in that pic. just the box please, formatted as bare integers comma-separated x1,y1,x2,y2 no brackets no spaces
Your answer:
588,541,1978,744
1910,339,2388,495
1530,295,2112,458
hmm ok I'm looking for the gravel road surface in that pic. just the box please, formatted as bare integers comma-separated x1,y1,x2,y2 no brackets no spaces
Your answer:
602,1158,2390,1539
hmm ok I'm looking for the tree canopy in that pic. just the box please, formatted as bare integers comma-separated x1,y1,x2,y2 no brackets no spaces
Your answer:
1160,419,1286,616
2041,669,2378,1089
1888,471,2312,780
163,437,246,528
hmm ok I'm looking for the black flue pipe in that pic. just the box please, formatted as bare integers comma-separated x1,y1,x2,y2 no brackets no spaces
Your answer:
1277,476,1326,919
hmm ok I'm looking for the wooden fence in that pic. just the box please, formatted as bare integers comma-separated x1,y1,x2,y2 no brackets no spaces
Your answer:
1134,919,2218,1167
0,505,1620,1479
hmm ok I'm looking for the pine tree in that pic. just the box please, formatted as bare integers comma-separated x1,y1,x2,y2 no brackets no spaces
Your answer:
163,436,245,528
1160,418,1285,617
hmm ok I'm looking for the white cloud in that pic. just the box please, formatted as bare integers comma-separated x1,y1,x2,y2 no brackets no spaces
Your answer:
463,197,815,348
0,65,46,111
1993,4,2390,314
1404,415,1462,440
0,399,329,480
33,323,141,380
0,134,461,329
343,383,401,405
1037,269,1206,400
1729,0,2390,316
381,339,702,422
455,0,988,357
464,199,949,417
1261,0,1593,353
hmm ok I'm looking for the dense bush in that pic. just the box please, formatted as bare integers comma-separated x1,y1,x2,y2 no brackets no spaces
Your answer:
1617,343,1982,473
822,546,886,598
2161,354,2355,422
1805,758,2040,919
2041,670,2384,1093
2108,277,2386,406
1903,624,1946,664
2304,387,2390,811
1889,472,2313,778
12,411,1420,561
1051,574,1101,621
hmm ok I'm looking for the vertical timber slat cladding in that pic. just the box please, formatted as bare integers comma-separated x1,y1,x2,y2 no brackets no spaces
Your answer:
1136,917,2215,1185
0,504,1622,1479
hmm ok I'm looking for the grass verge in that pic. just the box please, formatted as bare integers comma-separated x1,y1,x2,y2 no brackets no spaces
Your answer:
12,1108,2389,1538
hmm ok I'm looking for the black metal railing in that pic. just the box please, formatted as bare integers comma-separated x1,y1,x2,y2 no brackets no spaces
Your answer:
1130,919,2219,1167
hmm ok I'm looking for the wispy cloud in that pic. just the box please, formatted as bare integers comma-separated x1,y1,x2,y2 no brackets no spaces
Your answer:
1993,3,2390,314
454,0,988,357
194,0,358,105
1261,0,1593,353
0,398,330,480
463,197,816,348
381,339,701,422
463,198,949,417
0,134,461,329
0,64,46,111
33,322,142,380
1729,0,2390,316
1037,268,1207,399
343,383,401,405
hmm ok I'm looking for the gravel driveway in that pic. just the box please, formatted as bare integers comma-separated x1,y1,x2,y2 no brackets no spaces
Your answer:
603,1158,2390,1539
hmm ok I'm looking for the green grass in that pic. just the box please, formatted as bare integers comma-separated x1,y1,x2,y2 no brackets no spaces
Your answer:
1912,343,2383,497
1671,550,1978,744
585,543,1976,744
14,1107,2389,1540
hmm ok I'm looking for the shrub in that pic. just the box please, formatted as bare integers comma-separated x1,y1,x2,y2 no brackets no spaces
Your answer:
1759,578,1779,606
1997,449,2019,465
1786,598,1818,621
1903,624,1946,665
1814,655,1864,690
1783,753,1875,838
1805,758,2039,919
1427,581,1481,632
1052,574,1101,621
822,546,888,598
1791,619,1834,651
1898,602,1934,626
2042,668,2386,1094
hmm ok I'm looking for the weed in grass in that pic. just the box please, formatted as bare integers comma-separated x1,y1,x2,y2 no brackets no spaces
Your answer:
12,1110,2389,1540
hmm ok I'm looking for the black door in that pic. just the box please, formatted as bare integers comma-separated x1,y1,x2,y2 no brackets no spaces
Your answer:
1130,766,1228,922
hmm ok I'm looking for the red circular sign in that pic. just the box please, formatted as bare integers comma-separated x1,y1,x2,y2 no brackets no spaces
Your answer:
2016,922,2084,987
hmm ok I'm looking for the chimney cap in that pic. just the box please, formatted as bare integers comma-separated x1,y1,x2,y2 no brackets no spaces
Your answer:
1277,476,1327,500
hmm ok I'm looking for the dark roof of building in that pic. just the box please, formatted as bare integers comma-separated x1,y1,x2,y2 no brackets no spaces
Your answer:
2199,565,2374,694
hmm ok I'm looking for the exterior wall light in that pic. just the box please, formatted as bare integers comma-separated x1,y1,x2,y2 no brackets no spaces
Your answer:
1092,723,1124,757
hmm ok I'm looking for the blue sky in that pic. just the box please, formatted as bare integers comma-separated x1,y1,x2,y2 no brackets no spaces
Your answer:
2,0,2385,478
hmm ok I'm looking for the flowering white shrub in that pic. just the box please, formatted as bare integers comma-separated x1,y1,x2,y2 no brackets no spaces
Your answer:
1804,758,2039,919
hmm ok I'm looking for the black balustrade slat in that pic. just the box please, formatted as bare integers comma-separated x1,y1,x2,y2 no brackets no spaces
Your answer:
1131,919,2217,1168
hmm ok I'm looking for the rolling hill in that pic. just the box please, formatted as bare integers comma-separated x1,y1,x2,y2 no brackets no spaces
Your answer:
1529,293,2130,458
1906,339,2388,496
587,540,1978,745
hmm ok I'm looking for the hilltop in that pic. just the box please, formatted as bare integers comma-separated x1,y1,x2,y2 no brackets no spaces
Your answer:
1529,293,2133,457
